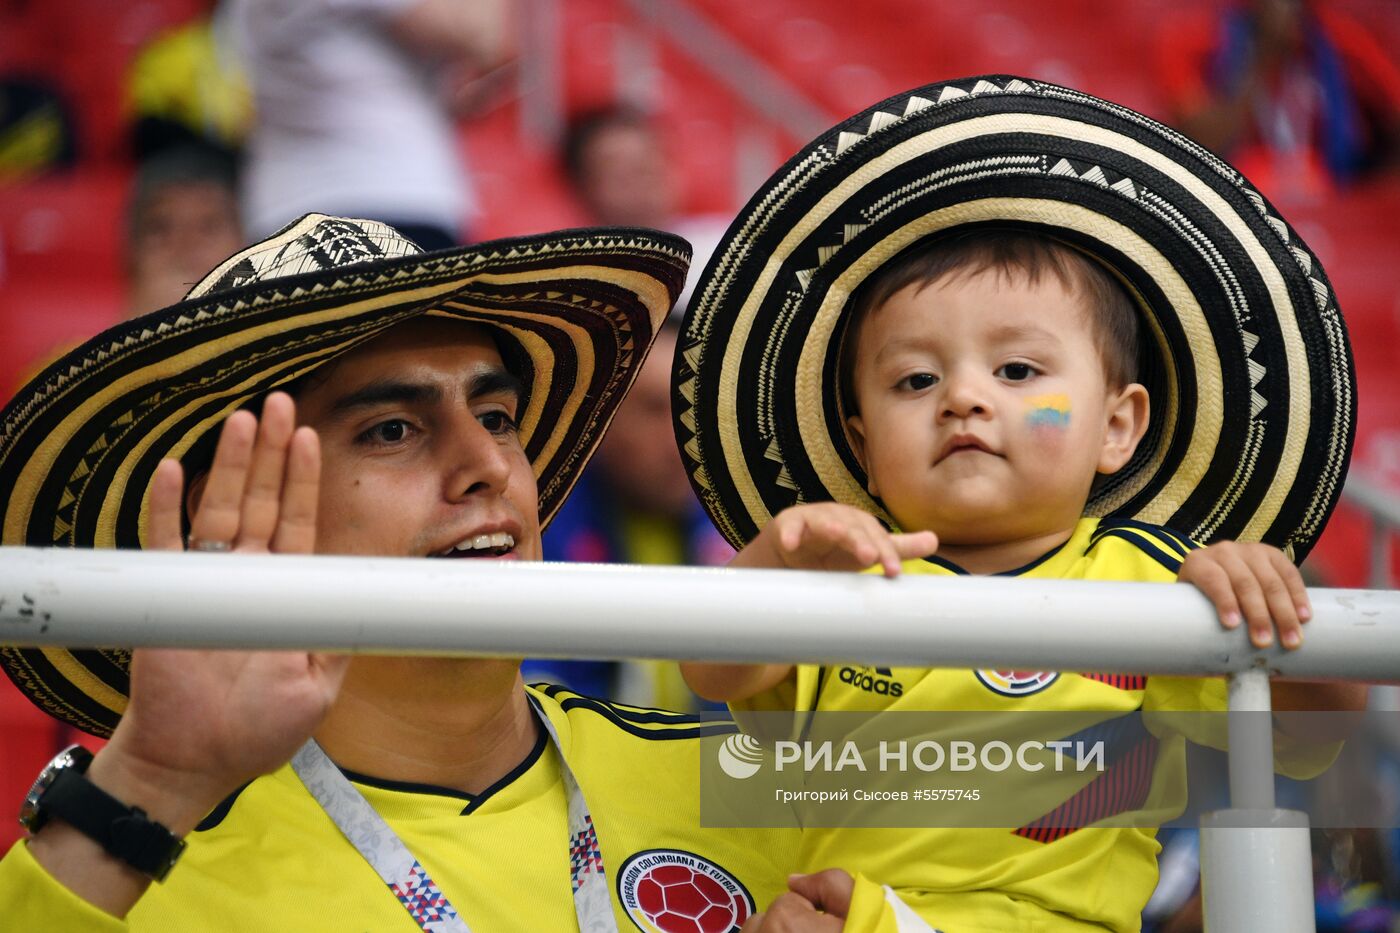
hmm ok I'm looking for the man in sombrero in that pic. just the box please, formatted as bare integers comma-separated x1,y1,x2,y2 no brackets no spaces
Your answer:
674,75,1368,930
0,215,801,929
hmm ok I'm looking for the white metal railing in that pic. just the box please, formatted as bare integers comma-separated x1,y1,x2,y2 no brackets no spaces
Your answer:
3,546,1397,933
1,548,1397,679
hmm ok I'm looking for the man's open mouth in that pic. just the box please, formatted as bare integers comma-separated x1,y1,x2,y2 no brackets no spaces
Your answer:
433,532,516,558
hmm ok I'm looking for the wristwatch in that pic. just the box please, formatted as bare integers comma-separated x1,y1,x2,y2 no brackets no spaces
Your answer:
20,745,187,881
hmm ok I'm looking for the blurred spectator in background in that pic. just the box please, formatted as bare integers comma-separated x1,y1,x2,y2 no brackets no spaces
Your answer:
126,1,251,162
1312,830,1400,931
0,77,77,181
523,106,732,708
562,104,727,309
564,105,676,230
126,144,243,317
227,0,513,249
9,144,241,393
1309,684,1400,932
1157,0,1400,202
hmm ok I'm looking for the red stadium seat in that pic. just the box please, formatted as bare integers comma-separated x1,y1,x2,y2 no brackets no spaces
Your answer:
0,170,127,395
0,169,129,283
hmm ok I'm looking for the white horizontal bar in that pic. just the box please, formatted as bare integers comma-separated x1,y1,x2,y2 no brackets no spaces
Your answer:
1,547,1398,680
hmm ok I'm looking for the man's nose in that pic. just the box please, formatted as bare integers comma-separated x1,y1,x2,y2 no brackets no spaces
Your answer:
442,414,513,500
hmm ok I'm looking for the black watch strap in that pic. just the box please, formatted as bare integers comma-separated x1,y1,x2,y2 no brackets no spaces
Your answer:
42,767,187,881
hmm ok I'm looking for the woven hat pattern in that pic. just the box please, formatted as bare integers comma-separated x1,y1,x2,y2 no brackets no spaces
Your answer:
1,214,691,735
675,75,1353,564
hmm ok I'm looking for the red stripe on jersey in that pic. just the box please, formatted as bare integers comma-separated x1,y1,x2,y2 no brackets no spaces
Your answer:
1014,734,1159,844
1082,672,1147,691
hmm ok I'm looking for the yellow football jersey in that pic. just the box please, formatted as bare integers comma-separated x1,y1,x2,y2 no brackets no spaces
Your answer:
738,517,1329,933
1,685,800,932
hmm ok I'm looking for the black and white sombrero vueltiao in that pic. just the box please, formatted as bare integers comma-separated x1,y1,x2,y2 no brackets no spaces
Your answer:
674,75,1354,563
0,213,691,735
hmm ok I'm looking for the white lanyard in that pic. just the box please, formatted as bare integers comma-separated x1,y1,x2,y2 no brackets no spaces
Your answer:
290,702,616,933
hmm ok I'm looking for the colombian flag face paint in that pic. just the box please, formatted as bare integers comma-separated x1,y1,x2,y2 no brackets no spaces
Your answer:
1024,395,1075,434
1025,394,1072,431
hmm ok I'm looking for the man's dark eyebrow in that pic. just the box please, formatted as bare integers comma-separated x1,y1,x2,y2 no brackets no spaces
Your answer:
326,369,525,416
328,381,442,415
468,369,527,408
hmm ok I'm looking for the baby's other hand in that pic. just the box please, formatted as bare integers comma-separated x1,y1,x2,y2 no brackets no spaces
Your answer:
737,503,938,577
1178,541,1311,649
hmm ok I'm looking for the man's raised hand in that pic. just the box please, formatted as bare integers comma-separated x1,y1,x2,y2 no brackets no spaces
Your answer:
121,391,345,794
31,394,347,915
147,391,320,555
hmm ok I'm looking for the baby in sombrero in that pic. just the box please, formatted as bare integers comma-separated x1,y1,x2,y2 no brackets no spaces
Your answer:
675,76,1367,931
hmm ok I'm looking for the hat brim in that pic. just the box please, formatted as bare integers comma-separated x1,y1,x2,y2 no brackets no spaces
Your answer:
2,222,690,735
674,76,1354,565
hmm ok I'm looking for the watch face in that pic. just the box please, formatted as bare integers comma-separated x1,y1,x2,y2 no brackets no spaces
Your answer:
18,746,88,833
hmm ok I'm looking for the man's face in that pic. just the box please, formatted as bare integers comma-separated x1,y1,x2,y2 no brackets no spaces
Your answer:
293,318,542,562
846,268,1142,547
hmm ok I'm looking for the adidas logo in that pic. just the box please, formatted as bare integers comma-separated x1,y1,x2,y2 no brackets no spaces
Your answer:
838,666,904,697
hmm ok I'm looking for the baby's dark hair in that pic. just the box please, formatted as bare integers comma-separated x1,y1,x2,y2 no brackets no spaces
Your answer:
840,230,1141,412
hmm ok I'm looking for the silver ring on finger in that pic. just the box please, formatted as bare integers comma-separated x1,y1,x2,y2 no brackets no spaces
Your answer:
188,537,233,553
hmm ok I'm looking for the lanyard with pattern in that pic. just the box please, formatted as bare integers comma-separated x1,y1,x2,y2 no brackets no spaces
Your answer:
290,702,616,933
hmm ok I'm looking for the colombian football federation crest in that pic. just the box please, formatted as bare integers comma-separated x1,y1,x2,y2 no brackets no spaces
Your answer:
617,849,754,933
975,669,1060,697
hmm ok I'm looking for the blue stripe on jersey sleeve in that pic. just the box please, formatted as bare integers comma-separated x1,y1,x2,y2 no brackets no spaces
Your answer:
1092,519,1201,558
537,687,739,741
532,682,729,726
557,698,738,740
1087,528,1183,574
1157,525,1202,554
1130,520,1198,555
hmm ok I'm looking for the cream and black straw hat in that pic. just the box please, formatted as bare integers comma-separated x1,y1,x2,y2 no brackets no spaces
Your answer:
674,75,1354,561
1,213,690,735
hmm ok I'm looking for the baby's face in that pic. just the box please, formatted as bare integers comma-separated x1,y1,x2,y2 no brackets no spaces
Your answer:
846,268,1144,547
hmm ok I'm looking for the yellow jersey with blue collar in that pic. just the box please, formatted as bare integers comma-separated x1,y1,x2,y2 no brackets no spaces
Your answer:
1,684,800,932
738,517,1327,933
760,517,1218,719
